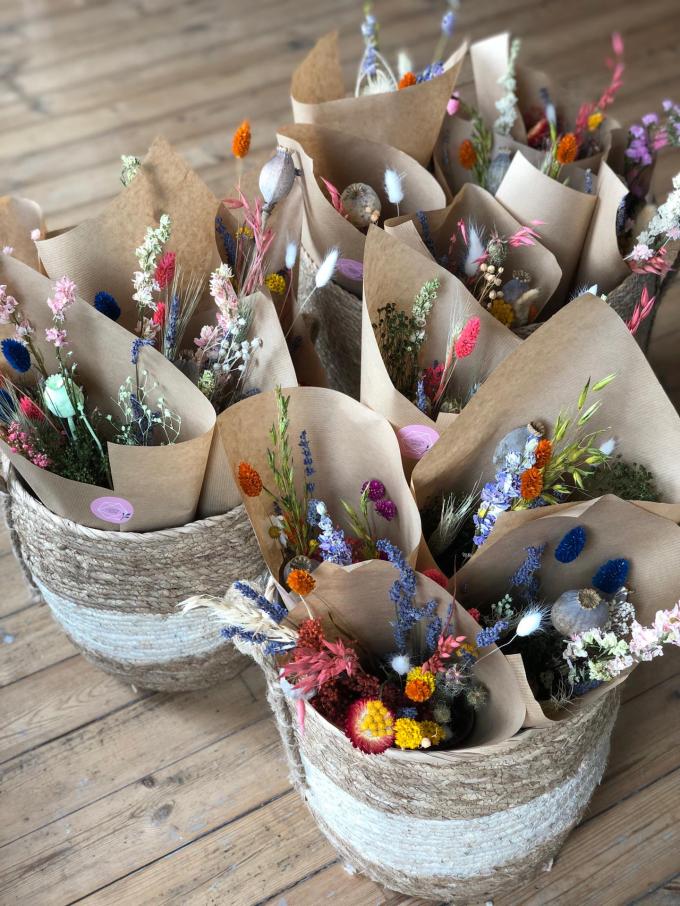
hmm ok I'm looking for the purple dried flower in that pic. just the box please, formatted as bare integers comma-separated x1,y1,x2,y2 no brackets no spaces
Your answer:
375,499,398,521
361,479,385,502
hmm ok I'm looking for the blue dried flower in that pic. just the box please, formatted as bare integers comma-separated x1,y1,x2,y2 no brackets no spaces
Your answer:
0,389,15,422
130,338,154,365
215,216,236,266
555,527,587,563
94,291,121,321
1,338,30,373
417,62,445,83
476,620,509,648
441,10,455,36
592,558,629,595
397,707,418,719
165,295,180,352
416,377,428,413
298,430,315,494
416,211,437,259
510,545,545,596
377,539,437,652
317,509,352,566
234,580,288,624
425,616,443,656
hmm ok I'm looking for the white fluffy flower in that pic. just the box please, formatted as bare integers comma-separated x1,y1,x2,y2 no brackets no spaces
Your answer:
315,248,339,288
390,653,411,675
516,607,547,637
384,168,404,206
285,241,298,270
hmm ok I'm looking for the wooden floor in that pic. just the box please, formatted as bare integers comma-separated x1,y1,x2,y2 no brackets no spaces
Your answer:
1,0,680,903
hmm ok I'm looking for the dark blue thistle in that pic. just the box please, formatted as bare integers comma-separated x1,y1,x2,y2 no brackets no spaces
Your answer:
1,338,30,373
476,620,509,648
592,558,629,595
234,580,288,624
130,338,154,365
555,526,587,563
0,389,15,422
94,291,121,321
298,430,315,494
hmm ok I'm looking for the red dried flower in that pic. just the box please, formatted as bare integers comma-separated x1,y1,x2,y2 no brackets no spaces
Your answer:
19,396,44,421
468,607,482,623
297,618,325,651
345,699,395,755
422,568,448,589
454,316,480,359
154,251,176,290
423,362,444,401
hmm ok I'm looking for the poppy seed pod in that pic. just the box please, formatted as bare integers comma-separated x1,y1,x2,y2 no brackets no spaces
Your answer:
259,147,296,211
340,182,381,230
551,588,609,637
42,373,84,419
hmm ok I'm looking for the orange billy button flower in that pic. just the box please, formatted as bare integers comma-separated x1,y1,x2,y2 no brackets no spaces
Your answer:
556,132,578,165
534,438,553,469
398,71,417,90
287,568,316,596
520,466,544,501
238,461,263,497
232,120,251,159
458,139,477,170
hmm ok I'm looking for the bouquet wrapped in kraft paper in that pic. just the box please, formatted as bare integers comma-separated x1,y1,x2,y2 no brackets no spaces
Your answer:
0,256,268,691
291,29,467,166
0,196,44,271
435,31,624,199
33,136,299,517
411,294,680,580
216,385,423,604
277,123,446,397
455,495,680,727
384,182,563,332
188,554,620,901
361,227,520,468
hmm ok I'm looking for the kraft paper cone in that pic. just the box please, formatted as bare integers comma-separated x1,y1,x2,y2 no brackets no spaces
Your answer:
0,197,44,271
277,123,447,293
455,495,680,725
385,183,563,317
495,153,597,306
411,295,680,544
361,227,520,438
288,558,526,751
216,386,423,580
574,162,631,293
197,289,298,517
0,256,216,532
36,137,221,328
290,31,467,166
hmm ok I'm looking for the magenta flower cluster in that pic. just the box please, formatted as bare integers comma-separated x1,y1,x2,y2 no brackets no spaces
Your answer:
361,478,398,522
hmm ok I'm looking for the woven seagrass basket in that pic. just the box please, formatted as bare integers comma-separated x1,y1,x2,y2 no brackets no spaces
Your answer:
1,464,264,691
236,632,619,903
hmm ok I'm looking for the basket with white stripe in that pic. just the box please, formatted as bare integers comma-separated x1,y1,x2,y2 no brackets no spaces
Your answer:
1,465,263,691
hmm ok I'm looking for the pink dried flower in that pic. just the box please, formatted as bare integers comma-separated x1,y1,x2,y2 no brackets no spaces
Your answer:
281,638,359,695
45,327,68,347
152,302,166,326
47,276,77,322
0,285,18,324
2,246,13,255
154,251,176,290
454,316,480,359
468,607,482,622
375,499,398,521
508,225,542,248
447,95,460,116
30,228,41,241
422,634,467,673
626,286,656,336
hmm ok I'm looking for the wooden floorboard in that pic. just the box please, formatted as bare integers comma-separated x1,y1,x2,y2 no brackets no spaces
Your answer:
1,0,680,903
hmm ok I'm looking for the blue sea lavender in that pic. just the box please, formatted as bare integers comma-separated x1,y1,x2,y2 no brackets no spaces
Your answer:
314,502,352,566
377,539,437,652
233,580,288,624
510,545,546,597
298,430,315,494
476,620,509,648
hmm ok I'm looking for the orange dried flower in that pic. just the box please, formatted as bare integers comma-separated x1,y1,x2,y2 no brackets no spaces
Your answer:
232,120,251,159
398,71,417,90
238,461,262,497
404,667,436,703
520,466,544,501
556,133,578,165
458,139,477,170
287,568,316,596
534,438,553,469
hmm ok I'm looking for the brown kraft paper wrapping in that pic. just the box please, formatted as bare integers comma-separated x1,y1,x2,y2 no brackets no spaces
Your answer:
290,32,468,167
216,386,423,580
0,197,44,271
385,182,563,317
455,495,680,726
287,558,527,751
574,162,631,294
0,256,216,532
36,137,221,328
361,226,520,437
411,294,680,544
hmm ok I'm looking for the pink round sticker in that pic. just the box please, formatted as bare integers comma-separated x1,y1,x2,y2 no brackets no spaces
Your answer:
90,496,134,524
397,424,440,461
